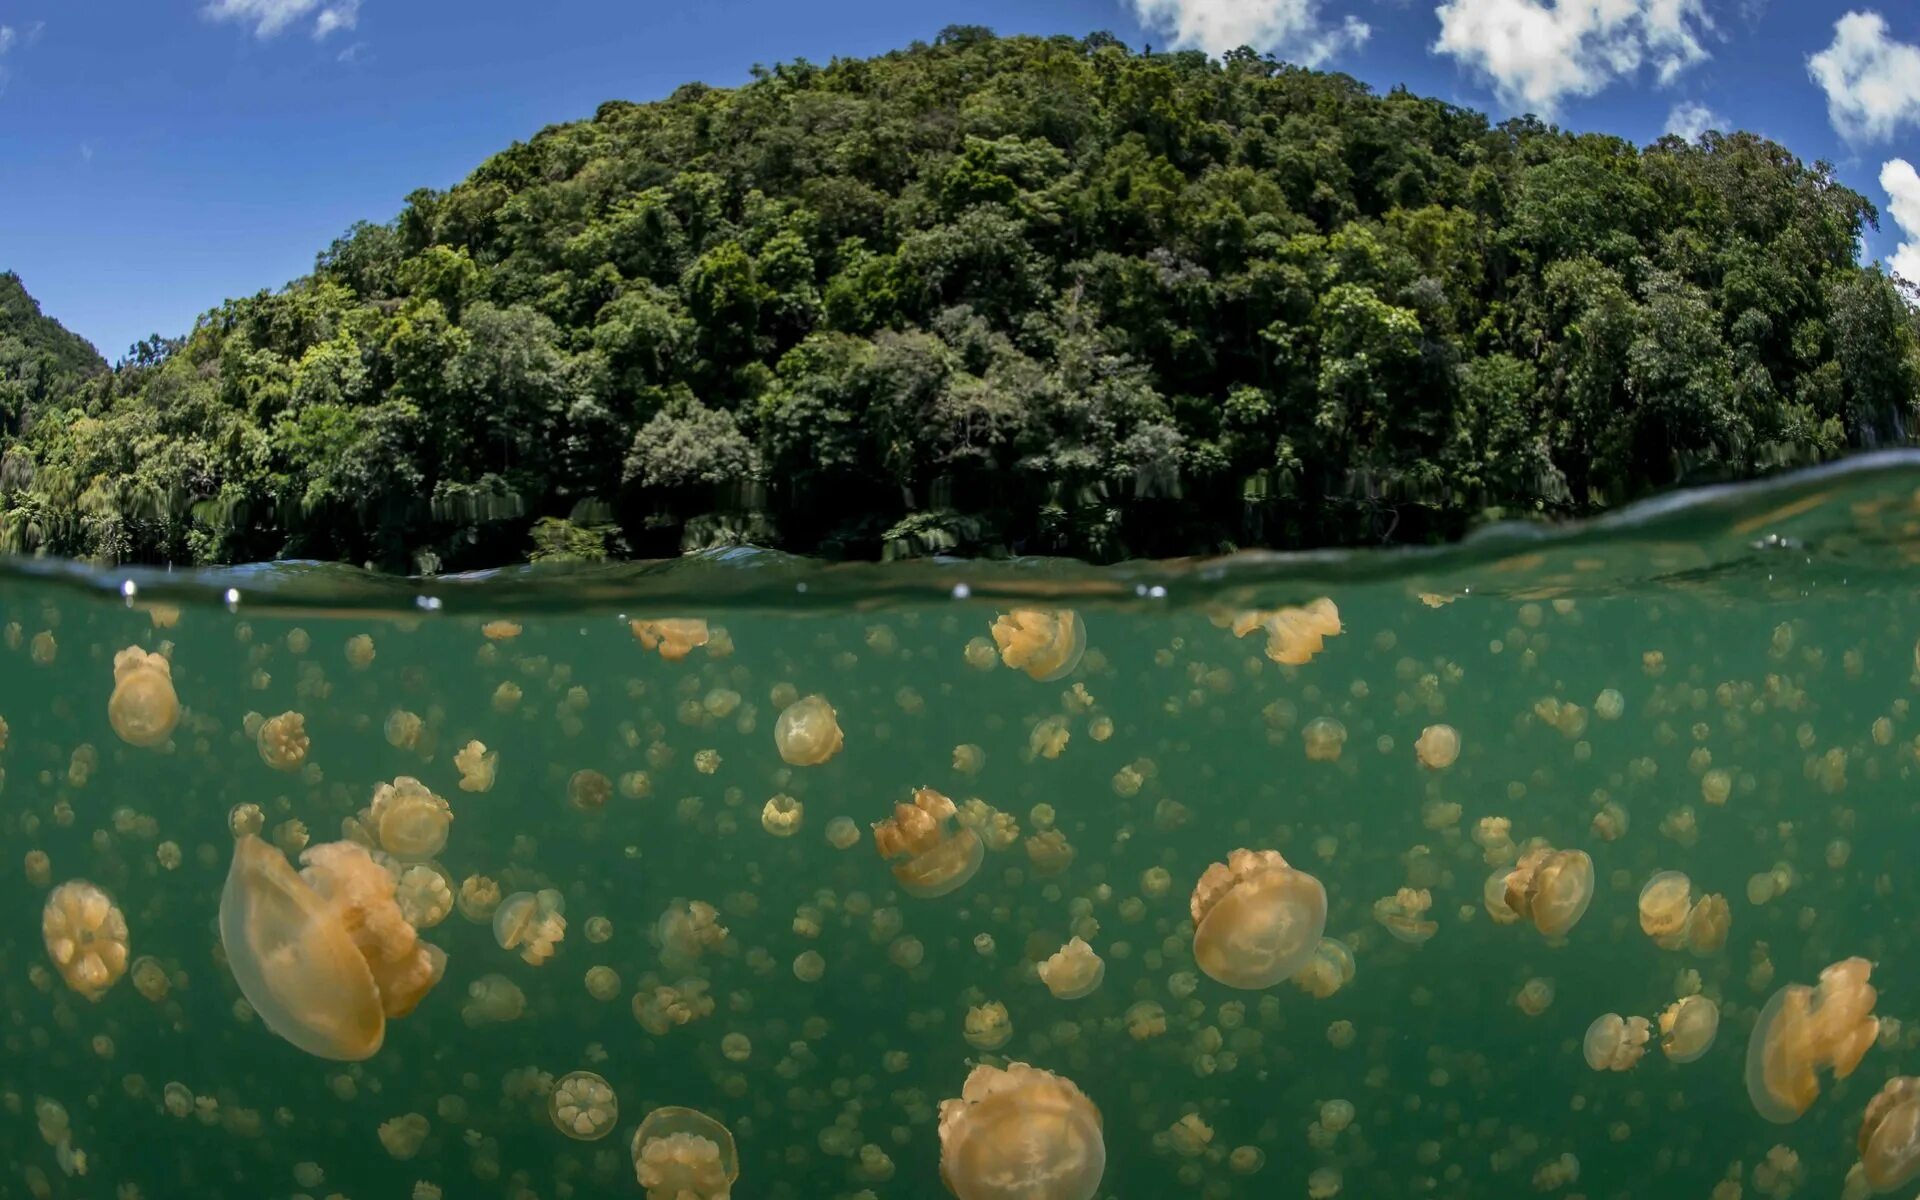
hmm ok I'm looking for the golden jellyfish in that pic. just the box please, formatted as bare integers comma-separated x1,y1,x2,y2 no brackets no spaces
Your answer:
938,1062,1105,1200
1190,848,1328,990
988,609,1086,681
1414,724,1460,770
218,836,446,1061
378,1113,428,1159
1658,995,1720,1063
257,711,309,771
1502,847,1594,938
1638,871,1694,949
1859,1076,1920,1193
761,794,804,837
392,863,454,929
774,694,844,766
631,618,711,661
656,899,729,968
1583,1013,1652,1071
550,1071,618,1141
631,1107,738,1200
1687,893,1731,955
454,741,497,793
1747,957,1880,1123
368,777,453,860
107,646,178,748
966,1002,1014,1050
42,880,129,1001
384,709,424,751
1372,887,1438,945
461,974,526,1027
345,633,376,668
1516,977,1555,1016
873,787,984,900
568,768,612,812
457,874,501,923
1228,597,1342,665
1038,937,1105,1000
494,890,566,966
1301,717,1347,763
481,619,521,640
1292,937,1356,999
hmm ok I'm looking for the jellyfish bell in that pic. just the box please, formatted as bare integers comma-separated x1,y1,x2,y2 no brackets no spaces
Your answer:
1414,724,1460,770
774,694,844,766
1229,598,1342,665
631,1106,738,1200
630,618,711,662
218,835,445,1061
1372,888,1438,945
1747,957,1880,1124
1291,937,1356,999
1190,848,1328,990
938,1061,1105,1200
989,609,1086,681
42,880,130,1001
1503,847,1594,938
494,890,566,966
550,1071,618,1141
1583,1013,1652,1071
368,777,453,861
1038,938,1105,1000
257,711,310,772
1860,1076,1920,1193
107,646,179,748
1659,995,1720,1063
1638,871,1694,948
873,788,985,900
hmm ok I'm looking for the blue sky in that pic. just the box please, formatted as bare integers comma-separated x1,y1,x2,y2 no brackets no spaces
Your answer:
1,0,1916,361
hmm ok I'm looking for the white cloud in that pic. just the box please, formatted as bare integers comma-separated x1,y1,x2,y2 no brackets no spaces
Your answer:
0,24,14,96
1882,158,1920,290
1432,0,1714,116
1666,99,1722,141
203,0,361,39
1809,11,1920,142
1127,0,1371,67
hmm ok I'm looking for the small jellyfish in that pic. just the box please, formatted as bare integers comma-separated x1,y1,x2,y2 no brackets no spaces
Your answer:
1291,937,1356,999
989,609,1086,681
872,787,985,899
630,618,711,661
1516,977,1555,1016
1228,597,1342,665
1414,724,1460,769
568,769,613,812
1659,995,1720,1063
1638,871,1694,949
655,898,728,969
345,633,376,668
550,1071,618,1141
392,863,454,929
1859,1076,1920,1193
384,709,424,750
107,646,179,748
1190,848,1328,990
454,741,497,793
494,890,566,965
368,777,453,860
1301,717,1347,762
1502,846,1594,938
938,1062,1104,1200
1372,887,1438,945
1747,957,1880,1123
1583,1013,1652,1071
774,694,844,766
461,974,527,1027
631,1107,738,1200
965,1002,1014,1050
42,880,129,1001
257,711,310,771
1687,893,1732,955
1038,937,1105,1000
219,836,446,1060
457,874,502,923
378,1113,428,1159
761,794,804,837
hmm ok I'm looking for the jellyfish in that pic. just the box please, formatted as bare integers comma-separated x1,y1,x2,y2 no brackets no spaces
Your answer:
989,609,1086,681
1372,888,1438,945
461,974,527,1027
965,1002,1014,1050
378,1113,429,1159
368,777,453,860
1038,937,1105,1000
1658,995,1720,1063
1747,957,1880,1123
257,711,310,772
1516,977,1555,1016
1638,871,1694,949
457,874,502,923
1687,894,1731,955
385,710,424,751
1859,1077,1920,1193
761,794,804,837
938,1061,1104,1200
1502,847,1594,938
494,890,566,966
454,741,497,793
1291,937,1356,999
1228,597,1342,665
872,787,985,899
655,899,728,968
568,769,613,812
1189,848,1328,990
1301,717,1347,763
107,646,179,748
392,863,454,929
630,618,711,661
219,835,446,1060
42,880,129,1001
631,1107,738,1200
1414,724,1460,770
551,1071,618,1141
633,977,715,1034
1583,1013,1652,1071
774,694,844,766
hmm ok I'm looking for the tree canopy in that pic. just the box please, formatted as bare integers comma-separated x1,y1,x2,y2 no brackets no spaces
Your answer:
6,28,1918,568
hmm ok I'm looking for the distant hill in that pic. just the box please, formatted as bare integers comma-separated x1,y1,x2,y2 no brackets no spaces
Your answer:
0,272,105,436
6,27,1918,568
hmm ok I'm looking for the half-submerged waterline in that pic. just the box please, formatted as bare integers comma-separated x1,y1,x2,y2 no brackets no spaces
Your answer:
4,456,1920,1198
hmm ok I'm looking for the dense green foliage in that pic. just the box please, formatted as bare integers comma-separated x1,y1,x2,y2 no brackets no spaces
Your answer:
7,28,1919,568
0,273,105,439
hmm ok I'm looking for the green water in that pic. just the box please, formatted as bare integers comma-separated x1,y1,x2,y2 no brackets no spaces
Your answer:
7,453,1920,1200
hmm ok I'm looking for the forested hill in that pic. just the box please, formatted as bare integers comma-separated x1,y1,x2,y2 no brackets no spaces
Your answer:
0,273,105,439
10,28,1920,569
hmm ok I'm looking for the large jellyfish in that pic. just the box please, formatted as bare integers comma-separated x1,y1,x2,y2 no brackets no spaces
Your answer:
1658,995,1720,1063
631,1107,738,1199
774,694,844,766
1502,847,1594,938
630,618,712,662
1747,957,1879,1123
1190,849,1328,989
873,787,985,899
107,646,179,748
1860,1077,1920,1193
938,1062,1105,1200
219,835,446,1060
988,609,1086,681
42,880,129,1001
1227,598,1342,665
